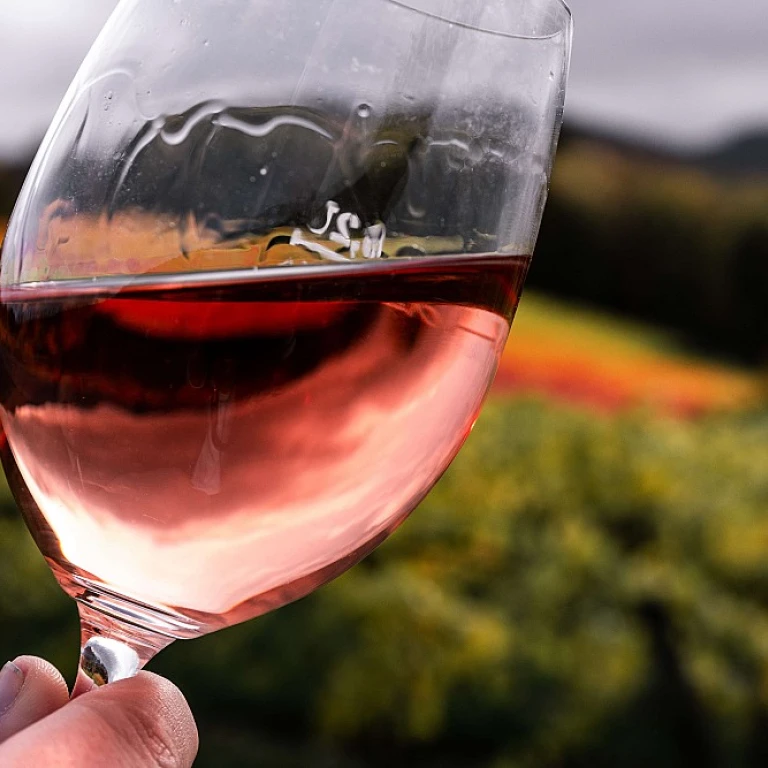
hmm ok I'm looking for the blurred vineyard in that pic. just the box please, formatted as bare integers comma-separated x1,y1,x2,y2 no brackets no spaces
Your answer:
5,398,768,766
531,136,768,365
4,132,768,766
498,293,763,417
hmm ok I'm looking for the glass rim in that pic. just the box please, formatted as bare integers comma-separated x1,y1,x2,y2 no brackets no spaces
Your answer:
384,0,572,41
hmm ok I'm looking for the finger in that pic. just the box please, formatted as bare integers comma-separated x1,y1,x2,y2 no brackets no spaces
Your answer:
0,671,198,768
71,669,98,700
0,656,69,743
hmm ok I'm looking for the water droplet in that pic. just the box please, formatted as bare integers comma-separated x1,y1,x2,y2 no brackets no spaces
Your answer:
407,201,427,219
357,103,372,119
160,101,225,146
260,167,268,176
213,112,333,141
468,142,484,163
271,151,278,159
549,70,555,80
249,176,256,183
106,91,114,100
203,39,210,47
446,150,464,171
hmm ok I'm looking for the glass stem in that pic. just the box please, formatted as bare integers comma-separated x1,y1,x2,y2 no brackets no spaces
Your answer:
73,603,174,696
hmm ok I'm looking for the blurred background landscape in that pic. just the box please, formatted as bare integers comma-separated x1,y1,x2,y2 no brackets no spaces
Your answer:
2,0,768,765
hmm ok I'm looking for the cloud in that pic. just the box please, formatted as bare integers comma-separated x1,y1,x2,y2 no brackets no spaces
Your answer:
0,0,117,160
565,0,768,145
0,0,765,160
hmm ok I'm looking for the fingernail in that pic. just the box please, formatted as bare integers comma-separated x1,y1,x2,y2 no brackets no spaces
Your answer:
0,662,24,717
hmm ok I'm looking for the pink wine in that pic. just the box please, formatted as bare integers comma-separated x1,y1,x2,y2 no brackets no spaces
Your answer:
0,254,529,634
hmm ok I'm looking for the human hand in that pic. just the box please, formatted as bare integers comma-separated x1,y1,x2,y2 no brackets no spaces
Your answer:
0,656,198,767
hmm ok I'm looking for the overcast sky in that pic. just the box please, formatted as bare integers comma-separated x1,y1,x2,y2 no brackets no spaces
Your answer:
0,0,767,161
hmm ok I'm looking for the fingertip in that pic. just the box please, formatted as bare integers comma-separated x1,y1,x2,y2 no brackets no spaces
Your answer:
137,671,199,759
124,671,199,754
0,656,69,744
79,671,199,766
71,669,97,699
1,668,198,767
12,656,69,695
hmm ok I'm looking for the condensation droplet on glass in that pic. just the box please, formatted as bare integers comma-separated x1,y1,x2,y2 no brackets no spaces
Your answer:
260,167,268,176
407,201,427,219
249,176,256,183
203,39,210,47
549,70,555,80
271,151,278,159
446,153,464,171
468,142,484,164
357,103,372,119
106,91,114,101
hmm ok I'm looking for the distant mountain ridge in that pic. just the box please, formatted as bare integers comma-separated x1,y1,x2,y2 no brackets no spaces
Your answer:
696,130,768,176
1,120,768,220
561,122,768,178
0,165,26,217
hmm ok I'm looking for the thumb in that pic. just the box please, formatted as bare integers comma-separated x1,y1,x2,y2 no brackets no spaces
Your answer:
0,671,198,768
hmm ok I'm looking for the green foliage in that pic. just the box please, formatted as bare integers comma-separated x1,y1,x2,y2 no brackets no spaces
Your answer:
155,399,768,765
530,141,768,364
0,513,78,679
7,398,768,765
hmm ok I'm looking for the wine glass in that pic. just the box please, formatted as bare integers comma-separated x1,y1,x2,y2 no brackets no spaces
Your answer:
0,0,571,691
